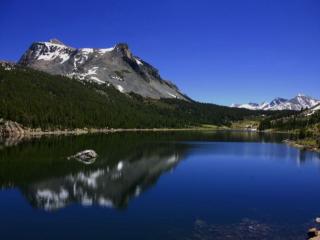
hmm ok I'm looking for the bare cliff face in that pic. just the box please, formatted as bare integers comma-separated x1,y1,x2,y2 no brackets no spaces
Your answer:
18,39,187,100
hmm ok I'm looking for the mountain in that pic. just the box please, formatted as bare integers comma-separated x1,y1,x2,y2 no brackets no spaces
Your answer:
231,94,320,111
18,39,187,100
258,101,320,141
304,103,320,116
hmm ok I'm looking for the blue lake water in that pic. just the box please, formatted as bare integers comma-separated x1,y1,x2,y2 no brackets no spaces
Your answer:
0,131,319,239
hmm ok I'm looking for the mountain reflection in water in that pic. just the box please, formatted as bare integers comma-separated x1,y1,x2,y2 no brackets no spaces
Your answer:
0,131,318,213
24,149,183,211
0,132,191,211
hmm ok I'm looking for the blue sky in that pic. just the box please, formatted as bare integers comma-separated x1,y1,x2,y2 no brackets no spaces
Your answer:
1,0,319,105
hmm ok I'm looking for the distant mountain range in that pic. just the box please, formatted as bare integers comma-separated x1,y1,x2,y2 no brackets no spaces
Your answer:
231,94,320,111
18,39,187,100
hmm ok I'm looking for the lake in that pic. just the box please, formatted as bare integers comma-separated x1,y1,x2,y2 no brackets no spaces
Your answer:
0,131,320,239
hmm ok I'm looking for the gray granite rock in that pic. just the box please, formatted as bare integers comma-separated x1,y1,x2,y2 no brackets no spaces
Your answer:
19,39,188,100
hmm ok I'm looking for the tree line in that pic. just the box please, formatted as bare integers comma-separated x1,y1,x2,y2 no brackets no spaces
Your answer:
0,66,286,130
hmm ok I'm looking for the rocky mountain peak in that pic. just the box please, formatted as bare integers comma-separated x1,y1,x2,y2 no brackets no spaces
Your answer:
18,40,188,100
49,38,66,46
115,43,132,59
269,98,287,106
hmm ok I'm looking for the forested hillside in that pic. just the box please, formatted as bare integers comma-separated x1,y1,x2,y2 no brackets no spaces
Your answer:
0,65,286,130
258,108,320,148
259,111,320,132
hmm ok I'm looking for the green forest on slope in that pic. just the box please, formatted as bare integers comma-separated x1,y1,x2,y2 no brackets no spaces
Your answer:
0,66,290,130
259,110,320,144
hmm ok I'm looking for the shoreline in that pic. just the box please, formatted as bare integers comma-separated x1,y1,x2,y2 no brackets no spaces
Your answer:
23,126,230,136
0,123,301,139
1,125,230,139
283,139,320,153
259,128,320,153
2,123,320,154
0,119,235,139
0,126,229,147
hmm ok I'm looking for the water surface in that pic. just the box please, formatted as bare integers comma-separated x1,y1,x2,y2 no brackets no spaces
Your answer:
0,131,319,239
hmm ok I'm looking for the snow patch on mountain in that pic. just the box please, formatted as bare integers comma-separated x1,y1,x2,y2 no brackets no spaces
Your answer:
99,47,115,54
36,44,71,63
80,48,94,54
167,92,177,98
134,57,143,65
67,66,100,82
90,76,104,83
304,103,320,116
117,85,124,93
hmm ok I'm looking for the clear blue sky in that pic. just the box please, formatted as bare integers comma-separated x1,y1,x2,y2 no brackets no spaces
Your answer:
1,0,319,105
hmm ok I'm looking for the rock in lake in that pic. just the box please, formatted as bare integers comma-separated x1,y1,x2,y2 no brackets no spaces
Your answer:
68,150,98,164
308,228,320,240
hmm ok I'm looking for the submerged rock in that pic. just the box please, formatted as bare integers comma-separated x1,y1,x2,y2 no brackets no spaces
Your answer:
68,150,98,164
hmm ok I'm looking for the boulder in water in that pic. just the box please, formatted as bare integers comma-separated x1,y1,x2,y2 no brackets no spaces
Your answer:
308,228,320,240
68,150,98,164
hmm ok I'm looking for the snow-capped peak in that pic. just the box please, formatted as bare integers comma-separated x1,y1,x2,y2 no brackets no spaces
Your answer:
290,94,319,109
35,41,72,64
231,94,320,111
23,40,115,66
39,39,71,50
18,39,188,100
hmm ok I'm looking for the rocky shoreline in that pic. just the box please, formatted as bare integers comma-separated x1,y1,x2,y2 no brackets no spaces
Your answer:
283,139,320,153
0,119,223,140
0,120,26,138
307,218,320,240
2,119,320,155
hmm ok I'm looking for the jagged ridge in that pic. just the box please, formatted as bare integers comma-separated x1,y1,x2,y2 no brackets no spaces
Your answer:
18,39,187,100
231,94,320,111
